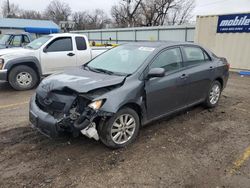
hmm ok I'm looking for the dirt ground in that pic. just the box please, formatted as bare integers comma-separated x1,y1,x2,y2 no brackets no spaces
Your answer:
0,73,249,188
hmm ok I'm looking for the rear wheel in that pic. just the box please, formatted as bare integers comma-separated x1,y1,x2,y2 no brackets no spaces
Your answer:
8,65,39,91
204,80,222,108
98,108,140,149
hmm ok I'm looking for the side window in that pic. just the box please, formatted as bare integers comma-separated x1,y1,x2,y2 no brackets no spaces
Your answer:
23,35,30,44
75,37,87,50
150,48,182,72
203,51,210,61
183,46,209,66
10,35,22,47
46,37,73,52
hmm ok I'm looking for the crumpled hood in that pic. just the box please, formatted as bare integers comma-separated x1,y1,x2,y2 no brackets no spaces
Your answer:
0,48,35,60
37,67,126,94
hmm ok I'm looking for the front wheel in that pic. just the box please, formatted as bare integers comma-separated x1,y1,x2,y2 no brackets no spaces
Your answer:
98,108,140,149
204,80,222,108
8,65,39,91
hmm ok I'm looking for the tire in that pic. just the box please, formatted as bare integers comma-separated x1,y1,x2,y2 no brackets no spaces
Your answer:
8,65,39,91
204,80,222,108
98,108,140,149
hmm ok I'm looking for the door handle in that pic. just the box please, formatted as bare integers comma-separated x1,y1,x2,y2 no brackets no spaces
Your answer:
67,53,75,57
180,74,188,79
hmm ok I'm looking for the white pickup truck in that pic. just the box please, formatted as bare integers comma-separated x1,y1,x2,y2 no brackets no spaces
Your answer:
0,33,109,90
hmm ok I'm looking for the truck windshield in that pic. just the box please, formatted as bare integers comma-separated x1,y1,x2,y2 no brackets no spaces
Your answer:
86,45,154,75
25,36,52,50
0,34,11,45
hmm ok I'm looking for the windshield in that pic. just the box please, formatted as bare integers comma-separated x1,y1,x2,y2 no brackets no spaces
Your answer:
87,45,155,75
26,36,52,50
0,34,11,45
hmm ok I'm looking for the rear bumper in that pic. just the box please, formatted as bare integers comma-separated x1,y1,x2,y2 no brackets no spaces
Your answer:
223,71,229,90
0,69,7,81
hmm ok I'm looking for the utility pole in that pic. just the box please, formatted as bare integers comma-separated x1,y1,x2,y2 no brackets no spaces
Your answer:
7,0,11,17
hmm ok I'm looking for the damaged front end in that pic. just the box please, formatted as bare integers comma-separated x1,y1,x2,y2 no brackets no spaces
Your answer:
29,87,113,140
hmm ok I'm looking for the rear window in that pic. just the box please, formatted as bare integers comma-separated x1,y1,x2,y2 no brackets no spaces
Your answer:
184,47,204,61
183,46,210,66
75,37,87,50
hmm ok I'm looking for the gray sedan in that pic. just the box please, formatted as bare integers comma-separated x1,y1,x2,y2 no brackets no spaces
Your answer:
29,41,229,148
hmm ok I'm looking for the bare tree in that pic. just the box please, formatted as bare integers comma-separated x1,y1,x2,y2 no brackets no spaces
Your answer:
111,0,142,27
168,0,195,25
72,11,89,30
87,9,111,29
111,0,194,27
73,9,111,30
139,0,177,26
20,10,43,20
1,0,20,18
111,5,127,27
43,0,71,24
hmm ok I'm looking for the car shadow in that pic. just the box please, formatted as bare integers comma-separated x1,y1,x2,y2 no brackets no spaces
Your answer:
143,104,203,128
0,81,13,91
0,104,212,155
0,125,109,152
0,81,37,95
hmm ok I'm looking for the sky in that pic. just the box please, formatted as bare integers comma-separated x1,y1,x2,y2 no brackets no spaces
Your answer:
0,0,250,17
195,0,250,16
0,0,118,14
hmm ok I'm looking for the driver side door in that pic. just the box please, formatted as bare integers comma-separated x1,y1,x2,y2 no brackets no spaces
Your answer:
145,47,189,120
41,37,77,74
8,35,22,47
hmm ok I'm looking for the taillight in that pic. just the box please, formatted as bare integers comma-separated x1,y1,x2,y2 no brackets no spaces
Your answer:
220,57,230,70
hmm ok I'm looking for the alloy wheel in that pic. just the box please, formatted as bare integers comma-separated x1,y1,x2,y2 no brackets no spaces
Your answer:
209,84,221,105
111,114,136,145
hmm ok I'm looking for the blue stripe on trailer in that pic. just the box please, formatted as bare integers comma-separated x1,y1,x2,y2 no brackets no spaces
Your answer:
239,71,250,76
24,27,60,34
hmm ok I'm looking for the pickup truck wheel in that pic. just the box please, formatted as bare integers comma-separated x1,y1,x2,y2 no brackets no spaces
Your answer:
204,80,222,108
98,108,140,149
8,65,39,91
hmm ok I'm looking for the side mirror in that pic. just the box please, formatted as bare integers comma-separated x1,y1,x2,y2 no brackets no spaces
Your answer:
147,68,165,79
43,47,47,53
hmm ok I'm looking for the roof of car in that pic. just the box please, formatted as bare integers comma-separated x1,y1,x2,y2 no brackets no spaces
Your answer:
49,33,87,37
4,32,31,35
124,41,195,48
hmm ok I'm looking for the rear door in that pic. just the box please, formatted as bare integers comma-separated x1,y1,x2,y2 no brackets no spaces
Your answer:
181,45,215,104
145,47,189,120
41,37,77,74
75,36,91,65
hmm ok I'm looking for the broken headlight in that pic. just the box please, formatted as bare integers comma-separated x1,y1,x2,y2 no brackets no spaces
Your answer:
88,99,104,110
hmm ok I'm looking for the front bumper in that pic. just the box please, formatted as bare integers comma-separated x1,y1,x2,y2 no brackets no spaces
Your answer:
29,95,113,138
0,69,7,81
29,95,60,138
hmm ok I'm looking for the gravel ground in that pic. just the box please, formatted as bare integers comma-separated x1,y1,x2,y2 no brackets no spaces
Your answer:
0,73,249,188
